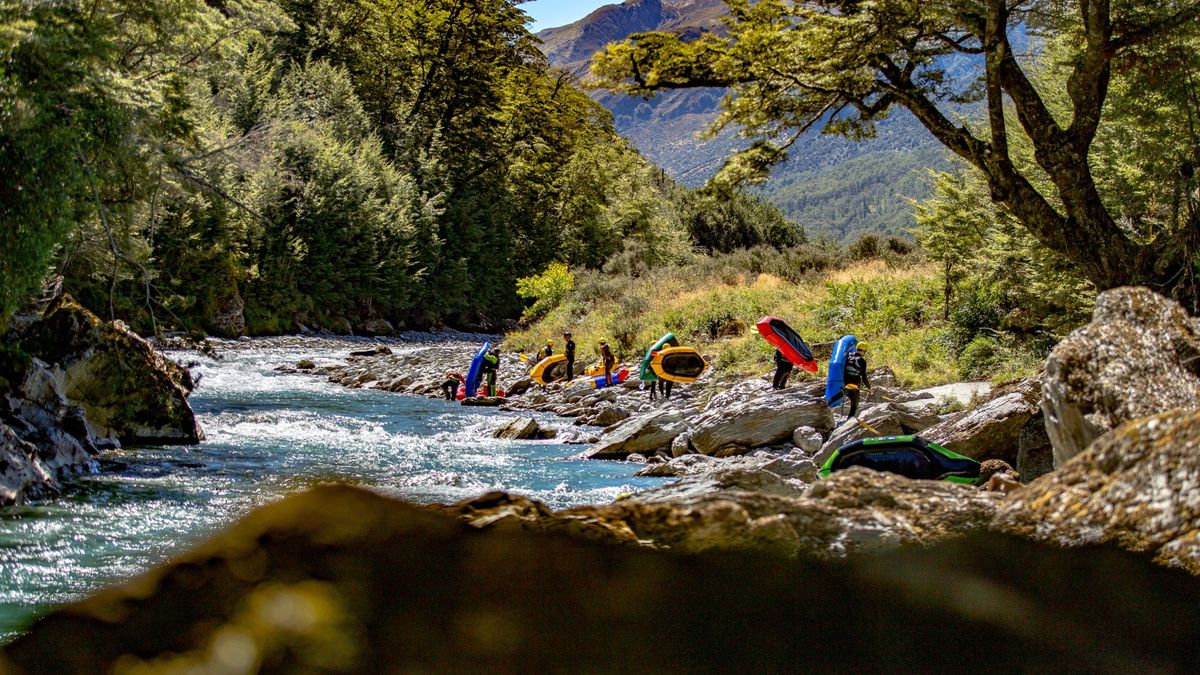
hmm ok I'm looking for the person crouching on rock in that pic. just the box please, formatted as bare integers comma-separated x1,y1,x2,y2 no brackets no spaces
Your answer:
772,349,793,390
441,371,464,400
844,343,870,417
482,349,500,397
563,332,576,382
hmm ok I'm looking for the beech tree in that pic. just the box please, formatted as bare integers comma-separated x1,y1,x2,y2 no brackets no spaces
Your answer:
593,0,1200,305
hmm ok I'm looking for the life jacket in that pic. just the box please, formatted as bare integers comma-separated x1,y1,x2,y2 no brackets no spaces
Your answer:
845,353,865,383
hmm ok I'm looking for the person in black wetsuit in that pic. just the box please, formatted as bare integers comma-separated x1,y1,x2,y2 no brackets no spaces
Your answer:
536,340,554,361
844,343,870,417
772,349,793,389
563,332,576,382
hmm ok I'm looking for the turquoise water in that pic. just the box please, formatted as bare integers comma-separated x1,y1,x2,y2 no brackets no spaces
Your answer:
0,341,659,640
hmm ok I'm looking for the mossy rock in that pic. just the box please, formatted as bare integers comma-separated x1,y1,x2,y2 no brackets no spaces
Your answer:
21,295,202,445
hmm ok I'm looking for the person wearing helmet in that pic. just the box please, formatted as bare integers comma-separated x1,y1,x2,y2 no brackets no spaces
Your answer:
563,332,576,382
537,340,554,361
772,348,793,390
441,371,464,400
843,342,870,417
599,339,616,386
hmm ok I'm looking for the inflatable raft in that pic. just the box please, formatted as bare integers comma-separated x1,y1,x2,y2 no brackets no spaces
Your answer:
650,347,707,383
530,354,569,385
818,435,980,484
640,332,680,381
824,335,857,407
592,367,630,389
464,341,490,398
756,317,818,372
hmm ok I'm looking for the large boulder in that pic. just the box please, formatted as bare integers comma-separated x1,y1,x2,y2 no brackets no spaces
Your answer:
0,421,54,505
816,402,941,463
1042,287,1200,466
22,296,202,444
688,392,833,457
585,411,688,460
921,387,1040,465
492,417,555,440
996,408,1200,573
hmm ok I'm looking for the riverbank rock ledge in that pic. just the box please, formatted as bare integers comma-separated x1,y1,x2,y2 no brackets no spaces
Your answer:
997,408,1200,573
686,391,834,457
1042,287,1200,465
21,295,202,444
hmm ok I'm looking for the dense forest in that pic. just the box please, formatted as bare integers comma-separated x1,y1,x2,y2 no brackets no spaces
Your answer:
0,0,800,337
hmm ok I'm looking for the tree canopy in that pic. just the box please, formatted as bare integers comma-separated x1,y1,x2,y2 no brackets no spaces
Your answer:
593,0,1200,306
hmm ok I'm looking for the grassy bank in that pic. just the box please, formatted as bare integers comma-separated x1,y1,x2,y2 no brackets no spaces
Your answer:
506,252,1045,389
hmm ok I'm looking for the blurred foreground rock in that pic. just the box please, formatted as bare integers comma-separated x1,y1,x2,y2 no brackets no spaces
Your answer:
5,485,1200,674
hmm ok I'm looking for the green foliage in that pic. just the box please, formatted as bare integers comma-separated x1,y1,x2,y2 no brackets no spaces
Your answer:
678,190,804,253
516,263,575,324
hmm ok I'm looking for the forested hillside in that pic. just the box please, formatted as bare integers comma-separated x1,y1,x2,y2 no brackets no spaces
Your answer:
0,0,798,336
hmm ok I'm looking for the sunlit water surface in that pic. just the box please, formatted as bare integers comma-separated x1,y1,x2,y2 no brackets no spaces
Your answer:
0,340,659,640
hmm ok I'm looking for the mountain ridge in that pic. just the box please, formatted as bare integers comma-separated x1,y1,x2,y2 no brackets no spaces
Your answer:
535,0,949,241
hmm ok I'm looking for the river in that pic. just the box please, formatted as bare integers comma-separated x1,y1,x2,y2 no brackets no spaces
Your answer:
0,339,660,640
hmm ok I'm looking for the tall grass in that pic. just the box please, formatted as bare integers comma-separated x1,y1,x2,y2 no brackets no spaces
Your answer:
505,251,1043,388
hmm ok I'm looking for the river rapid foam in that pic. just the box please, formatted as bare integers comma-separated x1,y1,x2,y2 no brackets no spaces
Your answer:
0,337,660,640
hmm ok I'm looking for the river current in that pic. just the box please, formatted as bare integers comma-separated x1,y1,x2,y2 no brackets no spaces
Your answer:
0,339,660,640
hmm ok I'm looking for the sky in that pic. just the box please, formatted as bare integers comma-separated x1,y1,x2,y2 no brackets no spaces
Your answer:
523,0,614,33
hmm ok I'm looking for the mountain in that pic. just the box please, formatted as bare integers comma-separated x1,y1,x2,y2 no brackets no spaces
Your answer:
535,0,950,241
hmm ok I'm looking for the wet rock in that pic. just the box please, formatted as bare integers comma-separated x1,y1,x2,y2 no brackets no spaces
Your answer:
1043,287,1200,466
350,346,393,357
21,295,202,444
0,421,55,505
817,402,941,462
492,417,549,440
689,393,833,457
462,397,504,407
296,359,316,370
8,485,1200,674
921,389,1040,465
585,412,688,460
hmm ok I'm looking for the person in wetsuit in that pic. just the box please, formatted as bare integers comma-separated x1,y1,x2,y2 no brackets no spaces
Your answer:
772,349,793,390
441,371,463,400
536,340,554,361
599,339,616,385
482,348,500,397
844,343,870,417
563,332,576,382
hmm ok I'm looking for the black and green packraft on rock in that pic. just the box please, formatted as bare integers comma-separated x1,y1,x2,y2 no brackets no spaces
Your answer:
818,435,981,484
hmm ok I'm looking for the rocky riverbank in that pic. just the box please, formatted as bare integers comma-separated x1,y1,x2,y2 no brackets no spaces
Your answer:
6,286,1200,670
0,296,203,505
274,286,1200,571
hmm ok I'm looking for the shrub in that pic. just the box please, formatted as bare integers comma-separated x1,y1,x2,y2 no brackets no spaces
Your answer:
516,262,575,324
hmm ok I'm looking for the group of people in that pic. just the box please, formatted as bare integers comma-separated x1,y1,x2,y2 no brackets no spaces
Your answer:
536,332,619,384
440,346,504,400
773,343,871,417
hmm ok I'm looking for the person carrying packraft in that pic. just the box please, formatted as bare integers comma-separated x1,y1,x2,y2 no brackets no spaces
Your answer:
481,348,500,397
772,349,793,390
537,340,554,361
844,343,870,417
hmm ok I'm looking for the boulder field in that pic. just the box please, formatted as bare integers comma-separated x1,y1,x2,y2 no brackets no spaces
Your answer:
0,295,203,504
